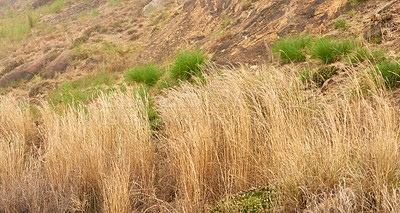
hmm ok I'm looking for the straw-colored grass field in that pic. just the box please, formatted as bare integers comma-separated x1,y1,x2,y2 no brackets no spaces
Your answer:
1,64,400,212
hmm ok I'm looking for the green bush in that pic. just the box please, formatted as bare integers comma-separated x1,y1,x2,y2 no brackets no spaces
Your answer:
273,35,311,63
372,60,400,88
311,38,355,64
211,187,274,213
170,49,206,81
125,63,162,86
312,66,338,87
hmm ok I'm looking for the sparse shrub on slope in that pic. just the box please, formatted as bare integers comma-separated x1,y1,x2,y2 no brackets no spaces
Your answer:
170,49,206,81
273,35,311,63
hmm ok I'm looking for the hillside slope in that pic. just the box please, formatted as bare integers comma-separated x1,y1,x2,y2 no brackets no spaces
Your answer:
0,0,398,98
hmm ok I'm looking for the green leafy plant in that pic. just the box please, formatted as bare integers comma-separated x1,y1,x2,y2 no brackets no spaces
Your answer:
312,66,338,87
170,49,206,81
273,35,311,63
211,187,274,213
125,63,162,86
311,38,355,64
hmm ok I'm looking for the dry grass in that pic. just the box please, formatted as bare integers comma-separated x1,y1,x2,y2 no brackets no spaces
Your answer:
157,65,400,212
0,92,156,212
1,64,400,212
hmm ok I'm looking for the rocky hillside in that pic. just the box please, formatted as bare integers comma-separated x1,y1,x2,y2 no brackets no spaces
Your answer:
0,0,399,97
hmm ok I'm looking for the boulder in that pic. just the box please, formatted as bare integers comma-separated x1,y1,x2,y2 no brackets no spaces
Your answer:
0,58,45,88
42,50,73,79
143,0,175,13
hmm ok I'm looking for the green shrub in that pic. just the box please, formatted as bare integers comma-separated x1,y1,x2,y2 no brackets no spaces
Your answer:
372,60,400,88
125,63,162,86
273,35,311,63
312,66,338,87
211,187,274,213
311,38,355,64
170,49,206,81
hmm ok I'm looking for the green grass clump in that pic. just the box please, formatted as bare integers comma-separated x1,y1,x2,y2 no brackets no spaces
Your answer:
273,36,311,63
170,49,206,81
333,19,350,31
300,68,312,83
311,38,355,64
109,0,122,6
41,0,65,14
133,85,162,130
125,64,162,86
349,47,386,63
372,60,400,88
211,187,274,213
49,71,118,107
312,66,338,87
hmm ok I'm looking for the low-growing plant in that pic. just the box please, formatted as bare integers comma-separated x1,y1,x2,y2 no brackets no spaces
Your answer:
49,71,118,107
312,66,338,87
109,0,122,6
311,38,355,63
125,63,162,86
170,49,207,81
371,59,400,88
300,68,312,83
211,187,274,212
333,19,350,31
133,85,162,130
349,46,386,63
273,35,311,63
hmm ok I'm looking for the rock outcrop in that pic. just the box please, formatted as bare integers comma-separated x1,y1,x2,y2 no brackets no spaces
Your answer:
0,58,45,88
138,0,350,64
42,50,73,79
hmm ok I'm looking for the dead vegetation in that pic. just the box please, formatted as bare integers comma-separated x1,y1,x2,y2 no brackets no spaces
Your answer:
1,63,400,212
